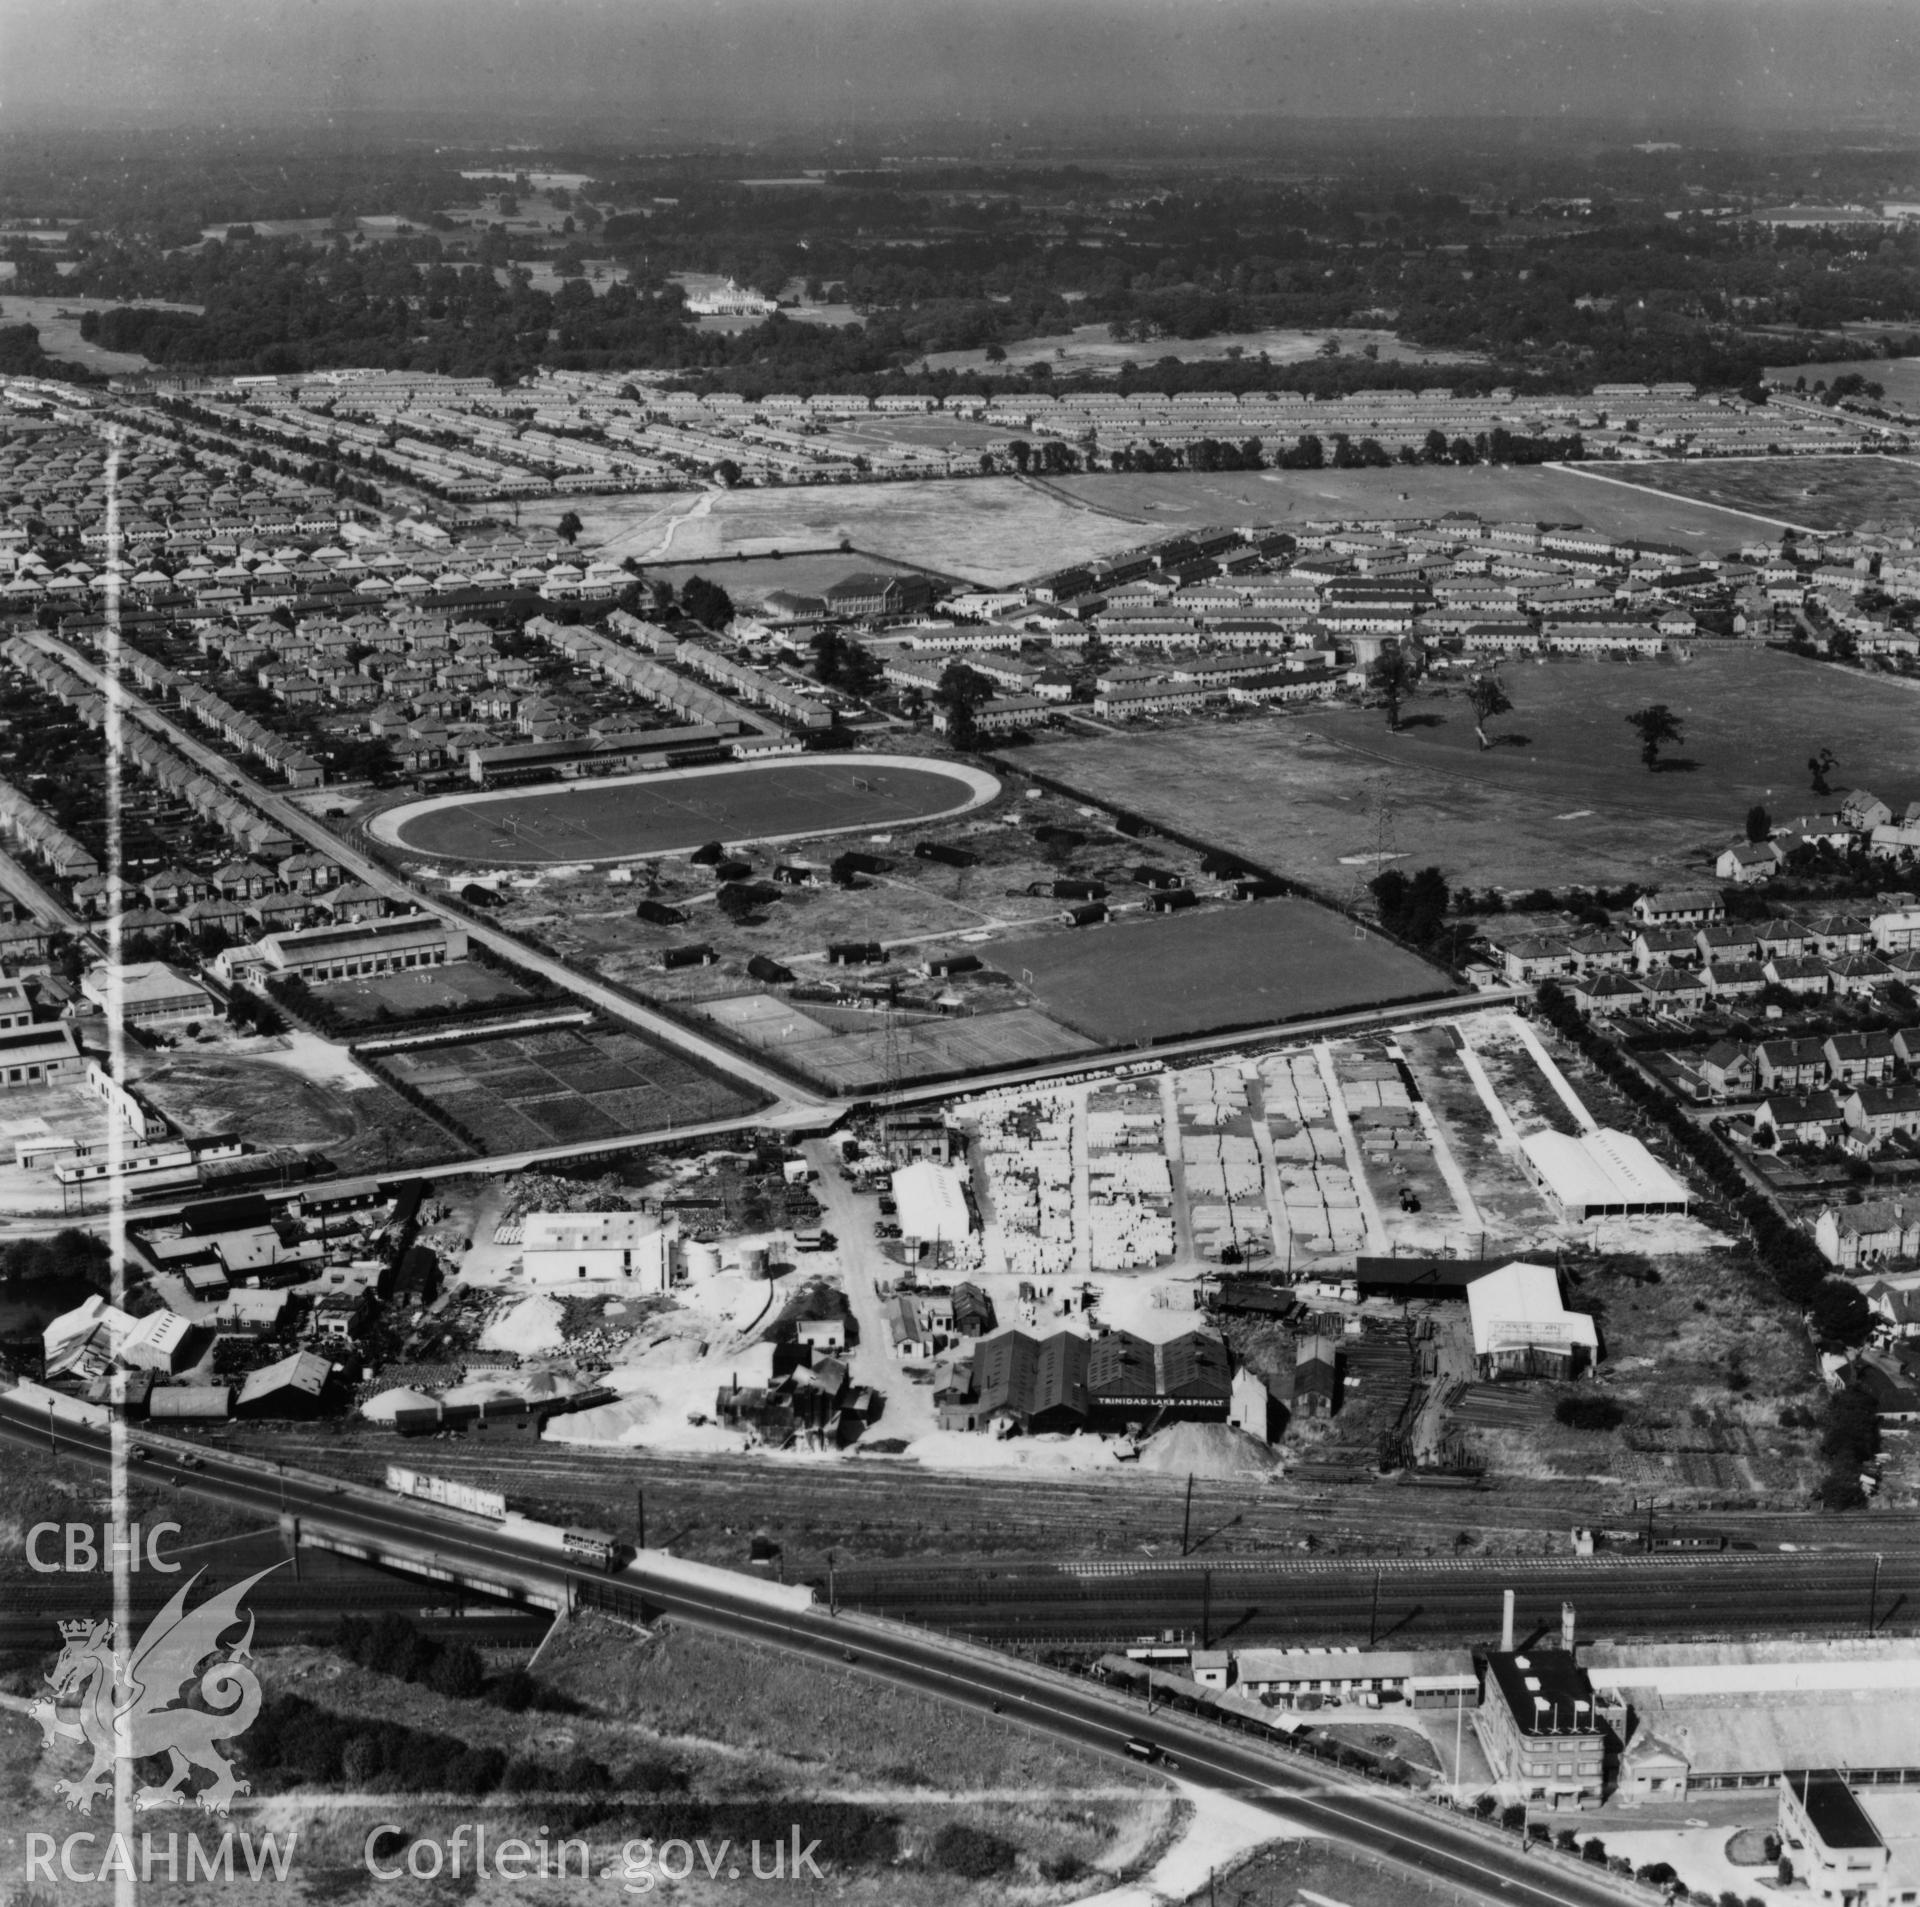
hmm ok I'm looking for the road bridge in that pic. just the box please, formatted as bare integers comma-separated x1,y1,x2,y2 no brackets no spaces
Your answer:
1,1394,1640,1907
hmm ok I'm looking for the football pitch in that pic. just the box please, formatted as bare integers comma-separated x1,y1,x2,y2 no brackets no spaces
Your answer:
377,757,998,864
990,899,1455,1044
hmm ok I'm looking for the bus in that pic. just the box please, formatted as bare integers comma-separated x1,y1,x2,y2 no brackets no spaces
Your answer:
561,1526,622,1572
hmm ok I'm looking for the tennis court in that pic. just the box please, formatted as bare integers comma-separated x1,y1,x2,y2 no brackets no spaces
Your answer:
375,757,998,865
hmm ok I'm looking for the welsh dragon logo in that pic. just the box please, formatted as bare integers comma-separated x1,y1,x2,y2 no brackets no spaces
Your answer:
31,1565,279,1816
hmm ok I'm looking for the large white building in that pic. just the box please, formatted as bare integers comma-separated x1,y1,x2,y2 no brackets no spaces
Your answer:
1466,1260,1600,1379
891,1161,973,1247
1520,1127,1691,1220
522,1211,682,1289
81,961,213,1026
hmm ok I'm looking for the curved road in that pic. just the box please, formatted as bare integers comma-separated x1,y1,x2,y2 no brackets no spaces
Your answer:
2,1400,1637,1907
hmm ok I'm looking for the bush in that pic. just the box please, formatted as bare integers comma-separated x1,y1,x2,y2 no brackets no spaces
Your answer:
1554,1395,1625,1432
929,1823,1017,1880
1582,1838,1607,1864
340,1733,383,1787
1637,1861,1677,1886
423,1640,485,1700
1499,1804,1527,1833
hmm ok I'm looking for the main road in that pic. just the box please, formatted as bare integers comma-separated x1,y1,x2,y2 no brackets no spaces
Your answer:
2,1396,1637,1907
27,632,818,1113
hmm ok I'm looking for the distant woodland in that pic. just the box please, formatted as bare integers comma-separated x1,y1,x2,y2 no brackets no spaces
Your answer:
7,131,1920,394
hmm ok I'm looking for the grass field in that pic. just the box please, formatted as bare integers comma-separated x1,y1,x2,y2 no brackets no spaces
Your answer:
0,293,203,374
645,549,923,608
380,758,996,864
380,1023,764,1151
1023,644,1920,892
535,463,1787,591
309,960,538,1024
1766,357,1920,409
1044,463,1801,547
520,478,1160,584
1595,454,1920,532
989,899,1451,1043
699,991,1094,1090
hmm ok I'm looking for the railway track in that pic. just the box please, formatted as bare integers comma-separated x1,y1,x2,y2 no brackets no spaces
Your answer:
226,1428,1920,1572
834,1551,1914,1648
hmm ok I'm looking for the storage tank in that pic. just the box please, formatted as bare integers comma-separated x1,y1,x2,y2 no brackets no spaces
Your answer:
739,1244,769,1281
686,1241,723,1279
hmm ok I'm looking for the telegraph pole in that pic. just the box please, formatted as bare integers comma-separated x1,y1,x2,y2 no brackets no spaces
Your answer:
1182,1474,1194,1557
636,1486,646,1552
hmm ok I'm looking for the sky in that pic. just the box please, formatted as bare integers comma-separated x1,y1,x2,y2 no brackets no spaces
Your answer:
2,0,1916,139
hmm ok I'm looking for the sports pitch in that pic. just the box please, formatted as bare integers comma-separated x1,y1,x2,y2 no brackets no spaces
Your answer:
989,899,1453,1044
378,757,998,865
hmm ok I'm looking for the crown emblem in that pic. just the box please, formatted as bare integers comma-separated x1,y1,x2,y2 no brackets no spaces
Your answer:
58,1618,103,1639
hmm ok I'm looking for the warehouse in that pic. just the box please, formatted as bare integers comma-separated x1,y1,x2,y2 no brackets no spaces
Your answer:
890,1160,973,1247
935,1326,1231,1434
218,911,468,984
1466,1260,1599,1379
1586,1637,1920,1800
522,1211,682,1289
1519,1127,1691,1220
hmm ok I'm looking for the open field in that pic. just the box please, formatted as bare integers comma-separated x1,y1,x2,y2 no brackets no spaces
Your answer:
1458,1245,1825,1496
533,461,1791,593
1767,357,1920,408
700,991,1093,1091
921,322,1477,377
988,901,1451,1044
380,1023,765,1151
647,550,925,607
520,478,1160,584
130,1047,463,1171
310,960,540,1025
0,293,202,373
1596,453,1920,531
1021,644,1920,891
379,757,997,864
1043,463,1805,546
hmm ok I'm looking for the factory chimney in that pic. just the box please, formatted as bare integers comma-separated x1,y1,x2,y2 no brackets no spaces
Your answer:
1500,1588,1515,1652
1562,1600,1576,1654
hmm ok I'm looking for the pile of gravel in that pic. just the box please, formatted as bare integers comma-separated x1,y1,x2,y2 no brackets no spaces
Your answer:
1137,1419,1279,1480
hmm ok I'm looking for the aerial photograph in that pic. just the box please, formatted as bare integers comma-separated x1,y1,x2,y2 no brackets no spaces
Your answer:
5,0,1920,1900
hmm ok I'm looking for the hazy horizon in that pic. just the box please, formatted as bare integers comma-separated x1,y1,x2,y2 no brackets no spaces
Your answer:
2,0,1916,142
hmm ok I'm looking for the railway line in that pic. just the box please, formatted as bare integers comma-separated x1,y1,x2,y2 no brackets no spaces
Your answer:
226,1427,1920,1572
832,1549,1913,1649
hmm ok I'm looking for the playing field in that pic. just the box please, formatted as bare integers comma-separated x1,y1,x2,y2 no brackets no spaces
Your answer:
699,992,1095,1091
1043,464,1802,548
644,550,924,609
377,757,998,865
989,899,1453,1044
1021,643,1920,893
517,478,1160,584
1592,455,1920,533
